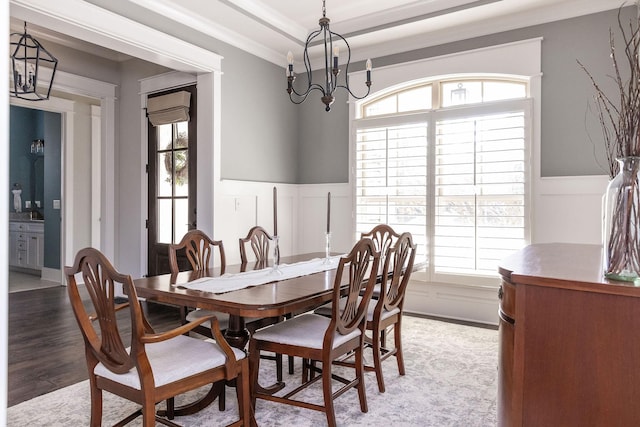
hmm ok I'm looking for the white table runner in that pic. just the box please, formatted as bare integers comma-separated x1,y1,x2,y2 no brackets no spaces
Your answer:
178,255,343,293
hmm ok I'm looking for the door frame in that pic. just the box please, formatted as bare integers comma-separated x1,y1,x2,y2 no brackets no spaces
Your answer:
139,71,198,277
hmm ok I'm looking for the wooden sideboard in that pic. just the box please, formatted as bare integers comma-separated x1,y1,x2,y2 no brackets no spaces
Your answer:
498,243,640,426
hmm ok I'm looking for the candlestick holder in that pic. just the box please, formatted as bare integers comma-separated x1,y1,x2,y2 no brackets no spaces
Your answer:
271,235,282,274
323,232,332,264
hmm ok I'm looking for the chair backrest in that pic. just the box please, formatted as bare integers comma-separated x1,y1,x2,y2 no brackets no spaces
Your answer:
239,225,272,266
65,247,151,375
328,238,380,338
378,232,417,313
360,224,401,258
169,229,226,275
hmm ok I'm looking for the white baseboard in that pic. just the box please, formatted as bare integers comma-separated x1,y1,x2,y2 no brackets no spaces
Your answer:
404,280,499,326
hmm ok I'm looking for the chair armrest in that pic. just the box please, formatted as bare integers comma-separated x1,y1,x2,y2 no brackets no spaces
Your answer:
140,313,216,343
140,314,241,379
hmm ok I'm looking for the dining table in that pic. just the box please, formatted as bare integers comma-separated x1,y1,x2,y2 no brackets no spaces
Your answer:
134,252,346,418
134,252,344,349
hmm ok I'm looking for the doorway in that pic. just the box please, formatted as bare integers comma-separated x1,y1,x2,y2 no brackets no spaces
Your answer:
9,93,104,286
147,85,198,276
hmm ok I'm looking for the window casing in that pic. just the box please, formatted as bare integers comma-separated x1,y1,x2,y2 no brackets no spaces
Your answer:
355,78,531,286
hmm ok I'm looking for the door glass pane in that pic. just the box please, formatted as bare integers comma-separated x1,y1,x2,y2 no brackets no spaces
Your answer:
174,198,189,242
174,150,189,197
157,152,172,197
157,199,172,244
157,123,172,151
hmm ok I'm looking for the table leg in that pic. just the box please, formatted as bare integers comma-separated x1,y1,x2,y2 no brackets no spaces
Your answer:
225,314,250,348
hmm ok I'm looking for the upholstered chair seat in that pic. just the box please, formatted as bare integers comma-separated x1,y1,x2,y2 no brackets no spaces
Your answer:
94,334,246,389
253,313,361,349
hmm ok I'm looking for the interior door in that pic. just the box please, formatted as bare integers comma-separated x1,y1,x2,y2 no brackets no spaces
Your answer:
147,85,197,276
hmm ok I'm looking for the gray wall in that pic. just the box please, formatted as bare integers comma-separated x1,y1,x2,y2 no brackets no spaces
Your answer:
42,111,61,269
219,45,299,183
297,7,634,181
9,106,37,206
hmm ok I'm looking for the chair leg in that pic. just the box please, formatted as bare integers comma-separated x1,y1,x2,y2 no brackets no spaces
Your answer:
322,360,337,427
288,355,294,375
166,397,175,419
218,383,226,411
395,319,405,376
143,395,156,427
236,359,252,426
89,380,102,427
249,343,262,407
179,306,188,324
372,325,386,393
276,353,284,382
355,345,369,413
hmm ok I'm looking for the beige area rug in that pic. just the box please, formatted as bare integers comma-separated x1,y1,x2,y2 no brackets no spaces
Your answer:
7,316,498,426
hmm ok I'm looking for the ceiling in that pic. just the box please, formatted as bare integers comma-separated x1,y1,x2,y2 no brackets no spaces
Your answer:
10,0,625,69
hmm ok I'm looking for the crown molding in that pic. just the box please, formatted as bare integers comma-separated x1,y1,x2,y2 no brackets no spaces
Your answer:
10,0,223,73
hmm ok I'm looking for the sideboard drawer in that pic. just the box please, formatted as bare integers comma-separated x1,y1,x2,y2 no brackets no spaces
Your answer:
499,280,516,321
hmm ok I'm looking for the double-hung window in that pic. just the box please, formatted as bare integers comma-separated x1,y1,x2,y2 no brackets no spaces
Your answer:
355,78,531,285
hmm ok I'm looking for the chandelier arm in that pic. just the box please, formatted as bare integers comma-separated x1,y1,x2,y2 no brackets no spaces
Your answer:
289,83,325,99
289,85,326,104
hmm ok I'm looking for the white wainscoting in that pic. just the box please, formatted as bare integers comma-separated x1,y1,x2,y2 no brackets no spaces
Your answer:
212,180,353,265
214,175,608,326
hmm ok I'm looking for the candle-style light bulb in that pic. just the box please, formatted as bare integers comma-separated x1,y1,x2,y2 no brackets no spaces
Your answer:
333,46,339,70
365,58,372,86
286,51,294,79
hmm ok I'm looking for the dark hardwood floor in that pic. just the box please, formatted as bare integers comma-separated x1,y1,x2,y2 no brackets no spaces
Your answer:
8,285,182,407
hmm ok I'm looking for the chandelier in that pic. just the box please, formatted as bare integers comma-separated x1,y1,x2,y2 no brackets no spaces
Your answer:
286,0,372,112
10,22,58,101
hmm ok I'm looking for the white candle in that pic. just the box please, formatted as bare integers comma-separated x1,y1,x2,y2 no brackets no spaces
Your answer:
273,186,278,236
327,192,331,234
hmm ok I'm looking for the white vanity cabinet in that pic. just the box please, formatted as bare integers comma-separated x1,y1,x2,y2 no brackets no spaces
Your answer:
9,221,44,270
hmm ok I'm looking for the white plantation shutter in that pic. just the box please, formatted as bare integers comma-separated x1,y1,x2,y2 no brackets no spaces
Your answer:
356,123,429,263
434,109,526,275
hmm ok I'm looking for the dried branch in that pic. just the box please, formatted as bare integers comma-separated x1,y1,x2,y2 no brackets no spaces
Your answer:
578,5,640,178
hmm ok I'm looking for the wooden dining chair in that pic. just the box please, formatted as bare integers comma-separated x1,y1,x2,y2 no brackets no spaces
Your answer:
361,232,417,392
249,238,381,427
238,225,292,381
239,225,272,270
313,232,416,392
169,229,233,410
65,247,250,427
169,229,228,336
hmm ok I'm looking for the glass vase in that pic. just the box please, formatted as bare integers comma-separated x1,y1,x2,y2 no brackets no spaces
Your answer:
271,235,282,274
603,156,640,282
323,232,332,264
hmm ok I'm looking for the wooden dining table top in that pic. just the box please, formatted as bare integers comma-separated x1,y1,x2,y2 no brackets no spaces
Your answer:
134,252,344,320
